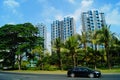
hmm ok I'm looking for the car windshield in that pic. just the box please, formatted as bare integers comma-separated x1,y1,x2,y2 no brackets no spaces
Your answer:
85,67,94,71
76,66,95,71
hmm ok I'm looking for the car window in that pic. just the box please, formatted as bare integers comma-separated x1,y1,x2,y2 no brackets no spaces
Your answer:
73,67,79,71
81,68,89,71
74,68,79,71
78,68,82,71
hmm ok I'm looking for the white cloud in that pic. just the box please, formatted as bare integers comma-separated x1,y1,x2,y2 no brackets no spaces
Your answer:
19,0,28,3
2,0,23,26
7,22,16,25
41,0,94,23
37,0,49,7
81,0,94,8
3,0,20,14
38,0,47,3
55,15,63,21
41,6,64,22
39,0,95,51
106,8,120,26
41,6,64,52
68,0,75,4
41,0,94,22
3,0,20,8
100,4,112,13
100,3,120,26
70,0,94,21
67,0,94,34
116,1,120,6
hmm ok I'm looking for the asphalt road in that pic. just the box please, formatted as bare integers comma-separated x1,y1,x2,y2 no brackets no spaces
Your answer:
0,72,120,80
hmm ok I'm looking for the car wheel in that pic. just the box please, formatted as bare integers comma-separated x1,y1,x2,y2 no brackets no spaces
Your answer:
70,73,75,78
88,73,94,78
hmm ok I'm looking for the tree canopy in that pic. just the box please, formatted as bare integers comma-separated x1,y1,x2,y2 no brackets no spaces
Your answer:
0,23,44,70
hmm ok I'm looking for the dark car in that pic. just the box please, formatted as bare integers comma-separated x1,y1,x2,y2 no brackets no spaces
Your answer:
67,66,101,78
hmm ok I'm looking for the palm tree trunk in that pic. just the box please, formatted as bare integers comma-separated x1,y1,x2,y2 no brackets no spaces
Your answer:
75,54,78,66
18,55,21,70
66,53,70,69
58,51,63,70
58,56,62,70
106,48,111,69
84,42,88,66
57,48,63,70
94,44,97,69
105,44,111,69
18,61,21,70
71,51,75,67
72,53,75,67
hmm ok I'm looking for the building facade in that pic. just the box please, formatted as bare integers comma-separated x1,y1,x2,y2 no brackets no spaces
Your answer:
81,10,106,32
62,17,75,41
81,10,106,49
51,20,62,41
51,17,75,42
36,23,47,50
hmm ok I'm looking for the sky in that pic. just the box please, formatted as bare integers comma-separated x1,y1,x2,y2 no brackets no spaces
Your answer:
0,0,120,51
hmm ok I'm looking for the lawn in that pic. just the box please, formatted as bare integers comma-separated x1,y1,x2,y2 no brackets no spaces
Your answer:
2,70,67,74
100,68,120,73
2,68,120,74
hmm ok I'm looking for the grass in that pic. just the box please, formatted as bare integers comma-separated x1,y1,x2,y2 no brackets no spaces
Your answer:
99,68,120,73
2,68,120,74
2,70,67,74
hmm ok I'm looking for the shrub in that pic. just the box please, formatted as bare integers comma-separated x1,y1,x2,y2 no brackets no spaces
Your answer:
43,64,58,71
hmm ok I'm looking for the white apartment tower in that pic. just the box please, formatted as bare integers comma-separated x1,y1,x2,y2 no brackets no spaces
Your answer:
81,10,106,49
81,10,106,32
36,23,47,50
51,17,75,42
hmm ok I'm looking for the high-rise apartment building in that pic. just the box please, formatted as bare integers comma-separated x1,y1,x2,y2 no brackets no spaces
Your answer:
51,20,62,41
36,23,47,50
81,10,106,32
51,17,75,42
62,17,75,41
81,10,106,49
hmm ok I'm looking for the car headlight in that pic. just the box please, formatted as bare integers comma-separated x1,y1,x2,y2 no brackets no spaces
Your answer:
95,71,99,73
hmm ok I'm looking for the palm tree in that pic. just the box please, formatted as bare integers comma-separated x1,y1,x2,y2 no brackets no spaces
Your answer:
64,35,81,67
52,38,63,70
109,33,120,66
80,32,87,53
77,31,89,66
31,46,44,69
99,25,113,69
89,30,100,69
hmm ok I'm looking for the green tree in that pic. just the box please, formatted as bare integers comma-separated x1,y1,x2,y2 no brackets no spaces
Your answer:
0,23,40,69
16,23,39,70
0,24,18,68
80,32,87,53
99,25,114,69
31,46,44,69
16,44,28,70
64,35,81,67
77,32,88,66
108,33,120,66
89,30,101,69
52,38,63,70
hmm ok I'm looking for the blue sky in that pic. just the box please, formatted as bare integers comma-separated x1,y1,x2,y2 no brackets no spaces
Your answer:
0,0,120,51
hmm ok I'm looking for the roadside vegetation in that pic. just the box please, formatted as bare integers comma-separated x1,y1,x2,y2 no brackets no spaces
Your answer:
3,68,120,74
100,68,120,73
0,23,120,71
